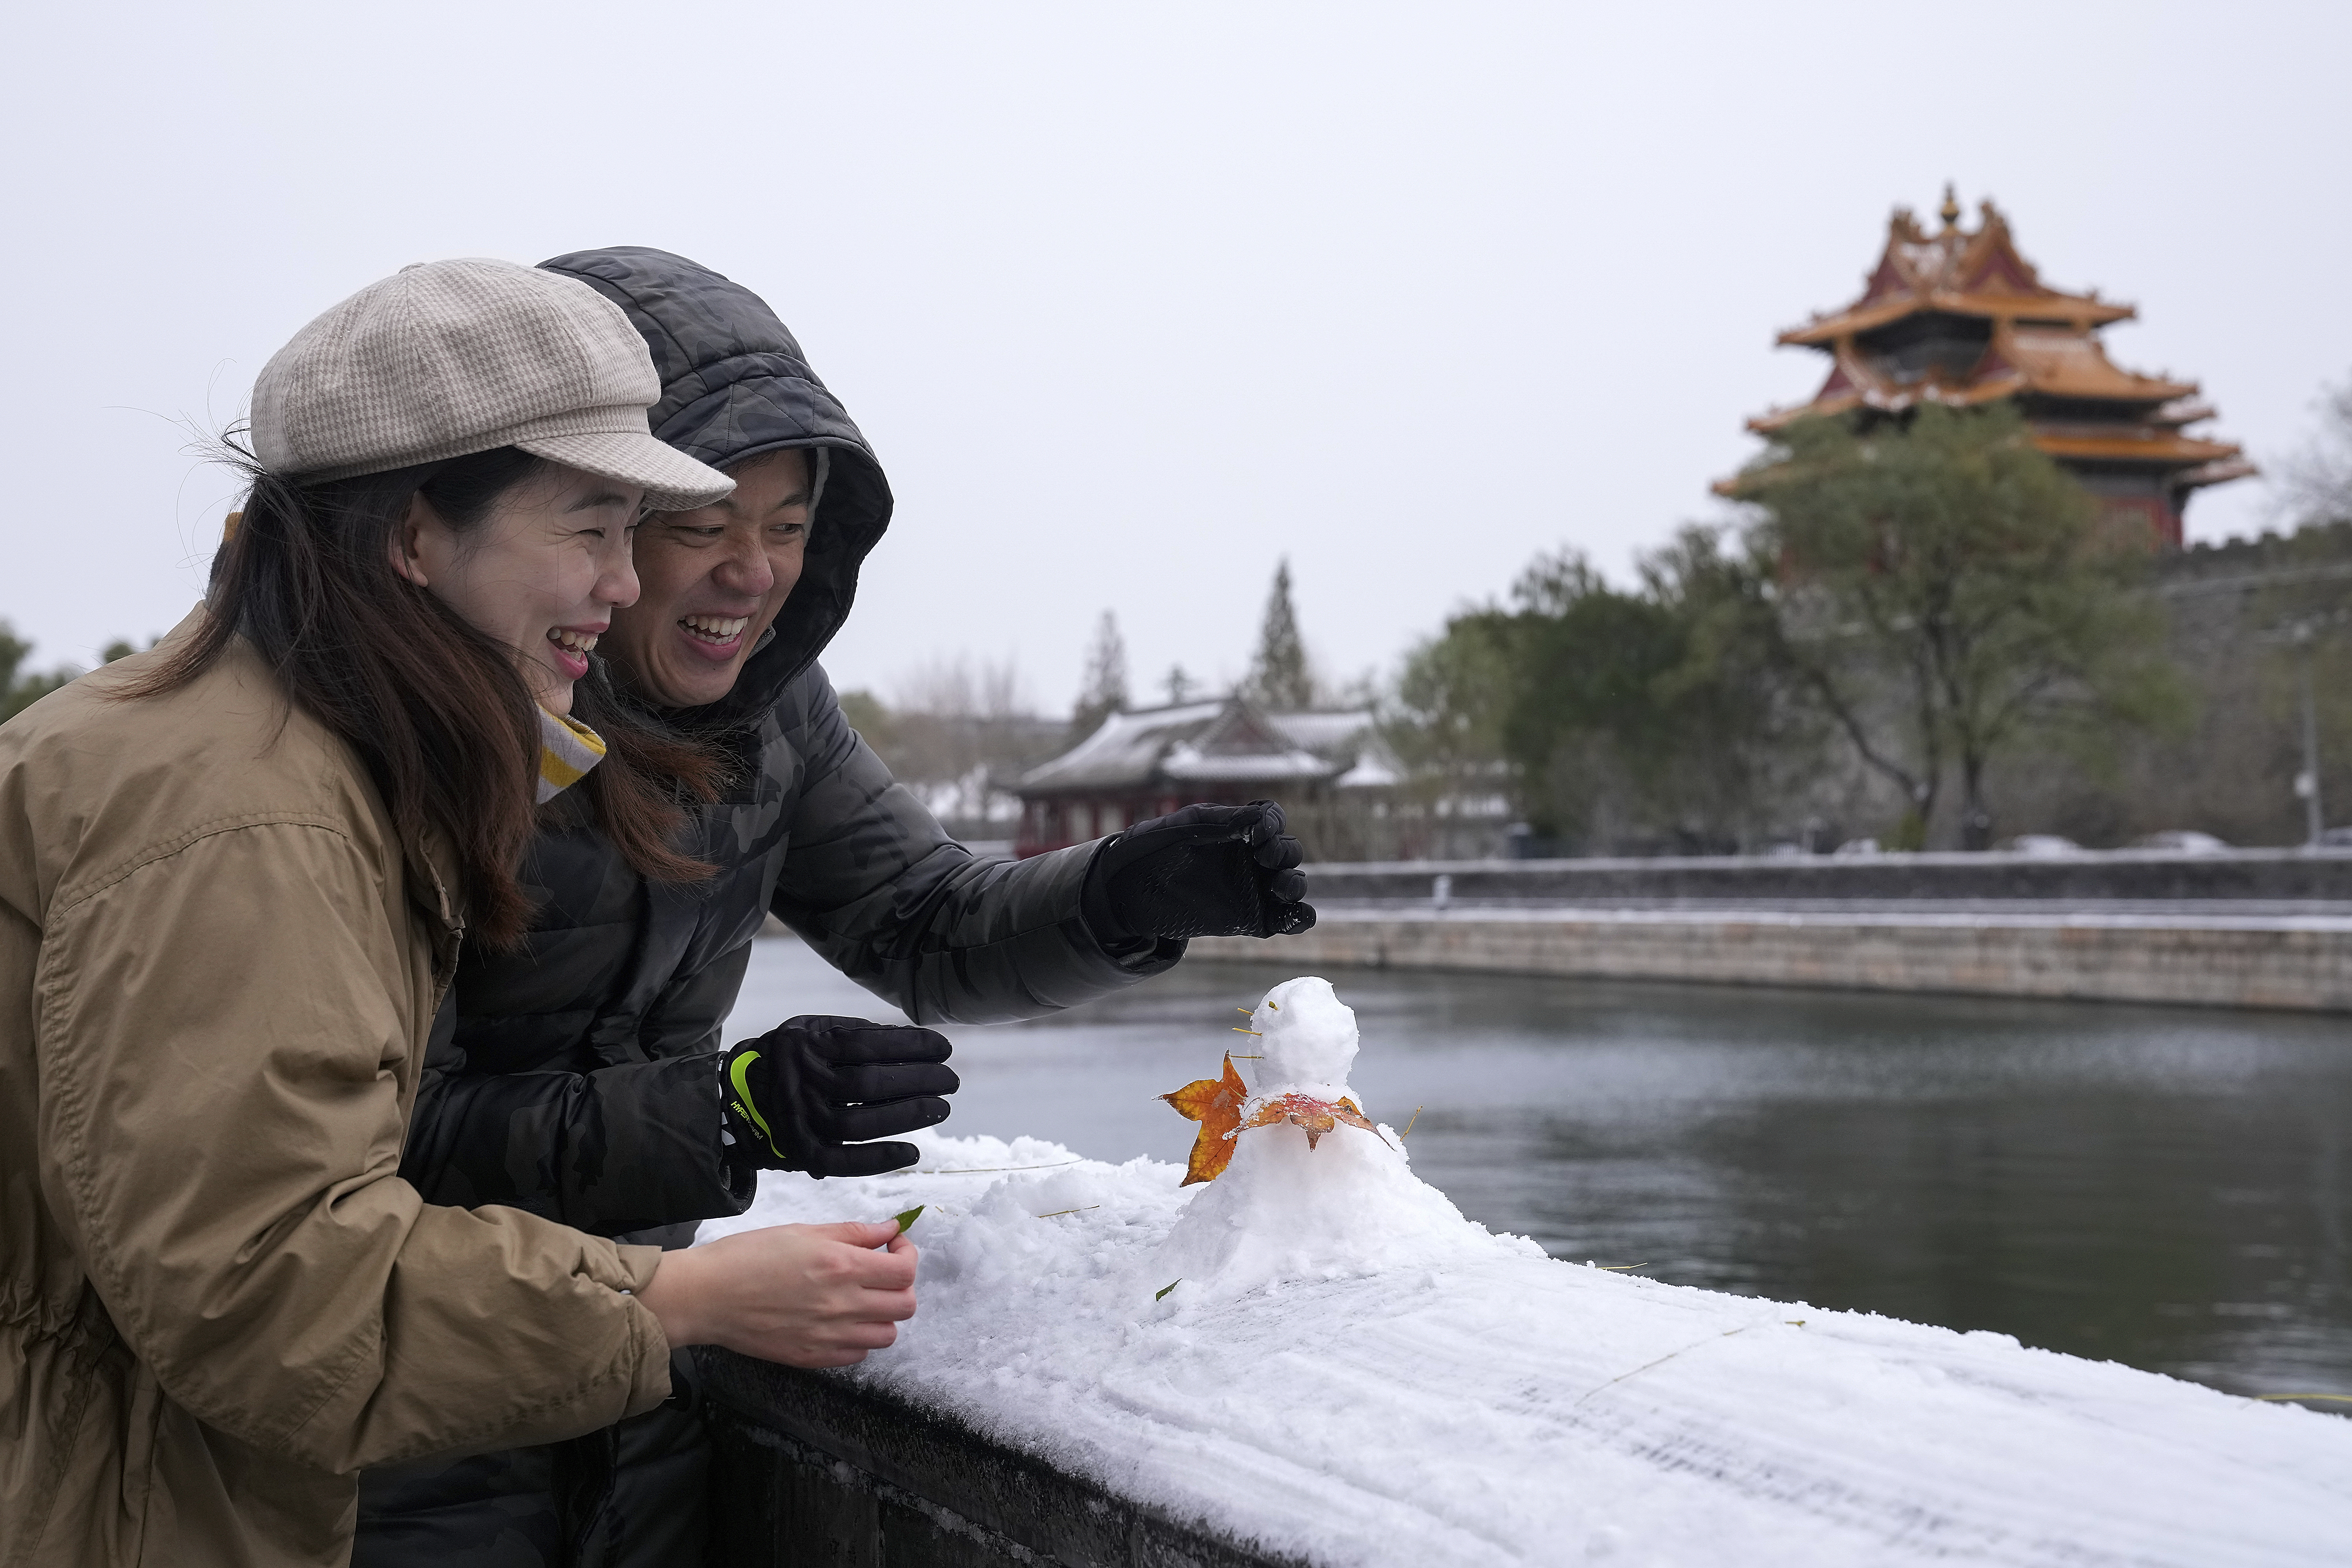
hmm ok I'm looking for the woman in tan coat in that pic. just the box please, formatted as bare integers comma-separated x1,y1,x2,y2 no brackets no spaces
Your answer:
0,258,918,1567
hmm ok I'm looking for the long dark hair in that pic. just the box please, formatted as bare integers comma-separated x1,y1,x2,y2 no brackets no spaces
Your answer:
124,443,718,947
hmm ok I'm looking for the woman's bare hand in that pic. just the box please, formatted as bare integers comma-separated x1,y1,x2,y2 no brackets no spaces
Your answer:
638,1221,917,1368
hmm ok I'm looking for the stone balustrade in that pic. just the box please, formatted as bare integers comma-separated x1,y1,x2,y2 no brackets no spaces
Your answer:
1187,851,2352,1011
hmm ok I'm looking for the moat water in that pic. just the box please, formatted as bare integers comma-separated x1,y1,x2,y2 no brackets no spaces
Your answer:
731,938,2350,1410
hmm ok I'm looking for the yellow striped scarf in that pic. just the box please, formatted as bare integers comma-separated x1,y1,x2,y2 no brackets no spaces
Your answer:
537,708,608,803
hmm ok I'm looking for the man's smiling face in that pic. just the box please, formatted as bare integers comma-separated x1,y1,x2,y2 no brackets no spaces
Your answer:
603,449,813,708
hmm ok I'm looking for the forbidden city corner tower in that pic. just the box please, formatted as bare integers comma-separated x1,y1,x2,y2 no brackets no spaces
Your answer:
1731,186,2252,549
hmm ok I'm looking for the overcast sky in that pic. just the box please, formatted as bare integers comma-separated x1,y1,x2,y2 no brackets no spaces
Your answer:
6,2,2348,712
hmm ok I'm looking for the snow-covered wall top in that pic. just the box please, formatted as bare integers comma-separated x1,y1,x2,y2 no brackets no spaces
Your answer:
1305,849,2352,906
699,978,2351,1567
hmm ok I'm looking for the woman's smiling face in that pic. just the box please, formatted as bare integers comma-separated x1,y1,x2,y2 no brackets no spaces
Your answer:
391,461,643,716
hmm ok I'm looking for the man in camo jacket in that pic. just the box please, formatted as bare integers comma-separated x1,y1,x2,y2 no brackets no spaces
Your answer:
354,246,1314,1567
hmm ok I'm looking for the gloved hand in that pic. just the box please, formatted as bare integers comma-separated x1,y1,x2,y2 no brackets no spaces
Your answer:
1080,800,1316,943
721,1016,957,1179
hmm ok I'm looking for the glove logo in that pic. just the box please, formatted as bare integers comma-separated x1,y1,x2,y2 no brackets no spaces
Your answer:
728,1049,786,1161
720,1016,957,1178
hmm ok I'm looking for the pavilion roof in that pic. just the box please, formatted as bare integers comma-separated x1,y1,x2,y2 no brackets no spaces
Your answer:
1015,700,1230,794
1749,326,2200,434
1779,191,2133,347
1725,190,2252,505
1014,699,1390,796
2032,430,2251,472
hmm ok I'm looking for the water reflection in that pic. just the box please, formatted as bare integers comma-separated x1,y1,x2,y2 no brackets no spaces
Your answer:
730,940,2350,1404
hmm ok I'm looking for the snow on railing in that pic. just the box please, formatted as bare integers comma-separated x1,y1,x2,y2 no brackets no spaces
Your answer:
697,979,2352,1566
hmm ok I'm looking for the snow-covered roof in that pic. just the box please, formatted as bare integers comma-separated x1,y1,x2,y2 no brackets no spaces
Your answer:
1014,701,1228,793
1334,748,1403,789
1263,709,1375,751
1016,699,1393,797
1160,743,1329,782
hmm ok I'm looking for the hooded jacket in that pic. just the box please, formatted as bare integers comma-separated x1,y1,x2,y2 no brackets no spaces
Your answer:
0,620,673,1568
356,249,1172,1567
394,247,1172,1242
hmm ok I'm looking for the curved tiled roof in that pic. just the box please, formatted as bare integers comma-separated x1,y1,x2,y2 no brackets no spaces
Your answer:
1014,699,1395,796
1732,190,2249,502
1779,195,2132,347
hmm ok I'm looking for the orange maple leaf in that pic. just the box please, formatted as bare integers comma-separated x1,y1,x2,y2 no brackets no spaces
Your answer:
1160,1053,1249,1185
1238,1092,1392,1152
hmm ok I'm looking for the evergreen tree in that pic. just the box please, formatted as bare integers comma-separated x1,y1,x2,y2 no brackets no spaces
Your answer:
2,622,73,724
1069,610,1129,739
1393,538,1813,855
1245,558,1316,710
1734,403,2182,848
0,628,192,724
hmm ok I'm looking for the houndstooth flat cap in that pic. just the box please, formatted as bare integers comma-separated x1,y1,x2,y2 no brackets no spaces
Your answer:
251,258,733,511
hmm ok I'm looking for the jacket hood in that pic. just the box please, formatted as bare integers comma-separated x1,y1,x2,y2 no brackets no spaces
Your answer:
538,245,891,727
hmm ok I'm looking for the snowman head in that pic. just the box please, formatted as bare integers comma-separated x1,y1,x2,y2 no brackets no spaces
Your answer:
1249,976,1359,1093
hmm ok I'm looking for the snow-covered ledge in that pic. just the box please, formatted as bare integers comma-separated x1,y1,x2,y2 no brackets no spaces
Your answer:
696,980,2352,1567
697,1349,1293,1566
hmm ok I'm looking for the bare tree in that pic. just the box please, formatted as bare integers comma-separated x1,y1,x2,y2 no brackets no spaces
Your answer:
2278,374,2352,529
881,654,1052,828
895,653,1027,725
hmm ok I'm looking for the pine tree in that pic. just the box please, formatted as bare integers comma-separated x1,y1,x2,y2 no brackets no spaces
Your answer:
1069,610,1129,738
1245,559,1316,710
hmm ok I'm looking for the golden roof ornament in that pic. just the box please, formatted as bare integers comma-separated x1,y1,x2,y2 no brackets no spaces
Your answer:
1939,182,1962,227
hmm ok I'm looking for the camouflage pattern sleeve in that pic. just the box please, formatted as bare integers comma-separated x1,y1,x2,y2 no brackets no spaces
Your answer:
401,992,753,1236
769,672,1180,1025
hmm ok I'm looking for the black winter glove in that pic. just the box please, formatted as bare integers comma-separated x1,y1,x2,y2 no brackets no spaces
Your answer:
1080,800,1316,942
720,1016,958,1179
